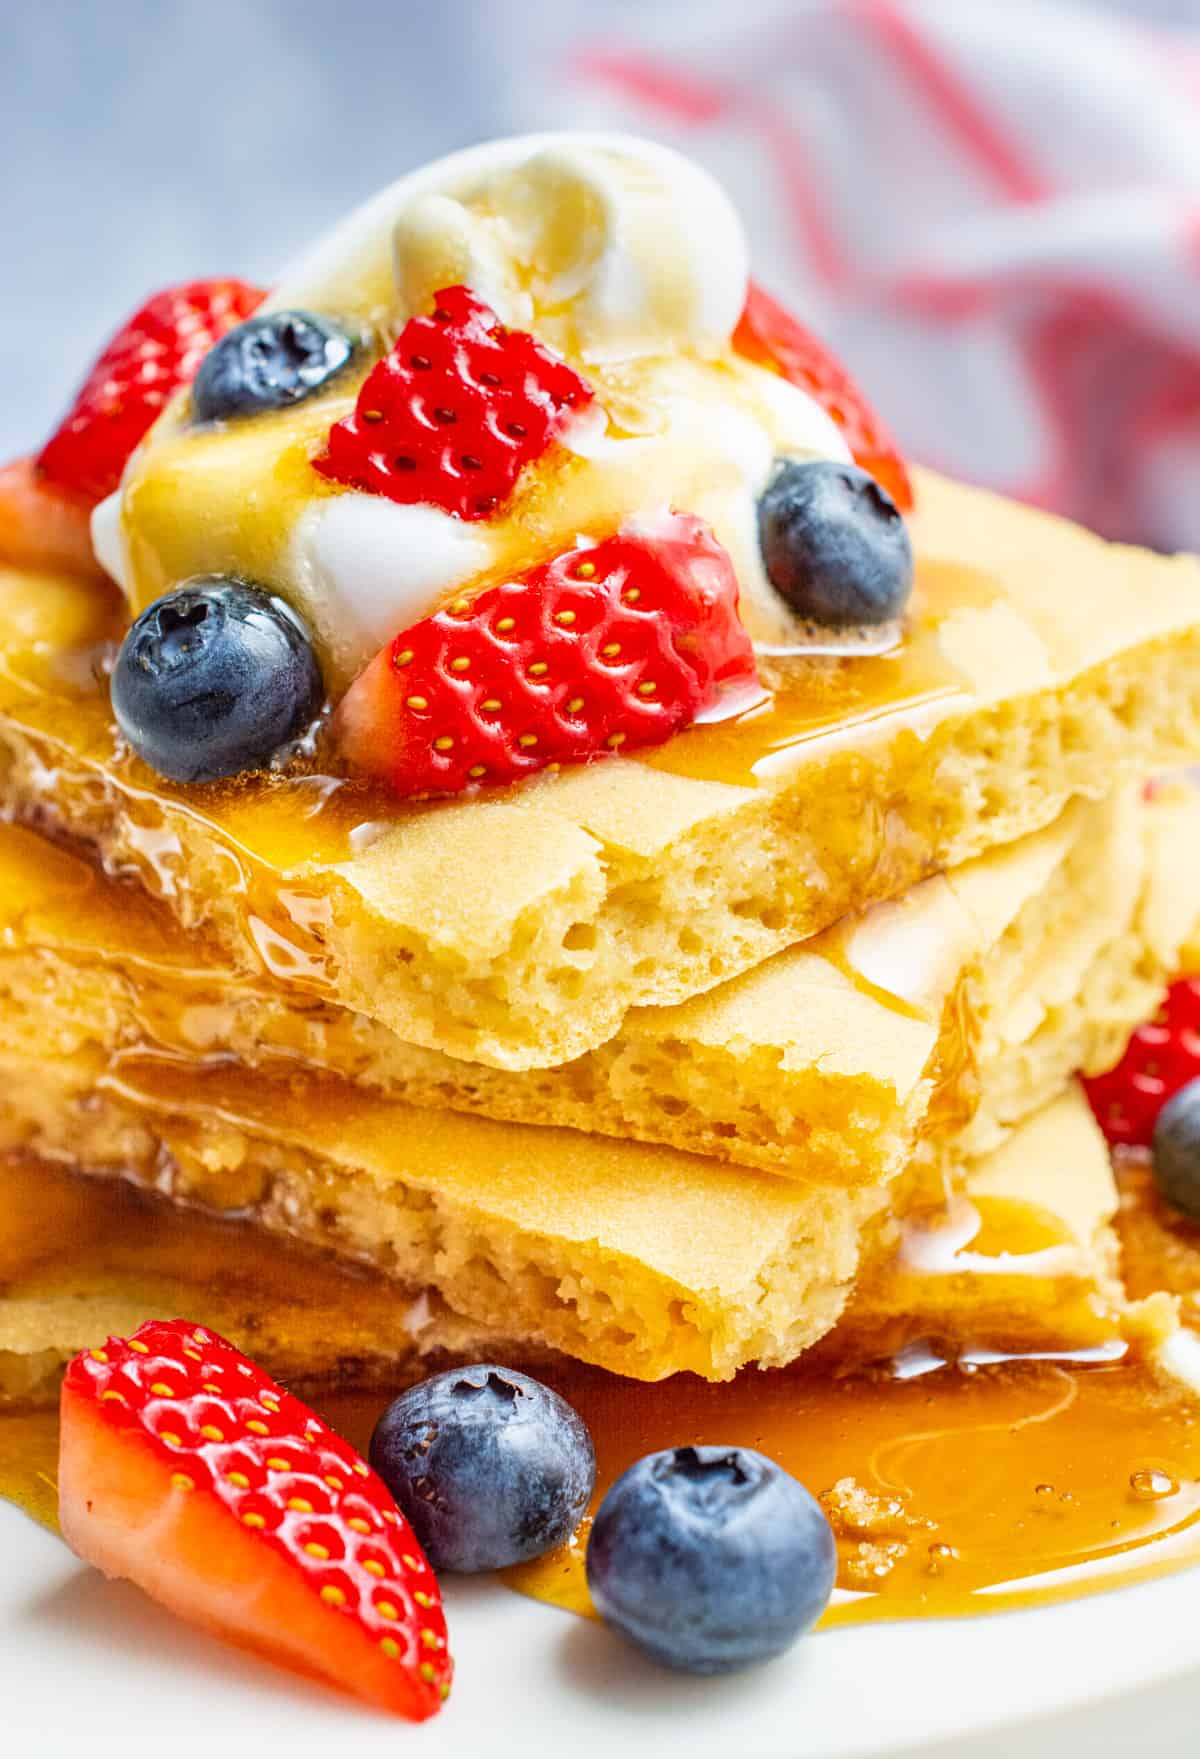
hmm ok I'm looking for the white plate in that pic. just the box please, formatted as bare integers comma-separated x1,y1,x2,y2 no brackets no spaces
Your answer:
5,1501,1200,1758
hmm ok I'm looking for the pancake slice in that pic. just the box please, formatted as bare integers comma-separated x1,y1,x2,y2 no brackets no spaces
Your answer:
0,779,1193,1383
2,472,1200,1068
0,786,1194,1184
0,1087,1168,1406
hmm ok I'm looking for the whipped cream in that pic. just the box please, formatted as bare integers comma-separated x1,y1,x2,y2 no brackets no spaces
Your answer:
291,496,492,669
273,132,751,362
90,490,129,592
110,133,850,689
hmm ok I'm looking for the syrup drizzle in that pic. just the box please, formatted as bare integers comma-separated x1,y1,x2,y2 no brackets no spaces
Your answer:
644,561,994,788
3,1157,1200,1634
0,1155,433,1535
0,552,1004,1160
0,559,992,893
0,548,999,1048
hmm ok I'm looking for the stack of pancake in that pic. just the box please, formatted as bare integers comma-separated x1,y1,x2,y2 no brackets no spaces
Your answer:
4,469,1200,1404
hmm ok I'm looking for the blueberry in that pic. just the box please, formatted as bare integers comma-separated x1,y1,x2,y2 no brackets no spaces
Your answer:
757,458,913,627
111,577,323,784
191,310,354,421
586,1444,835,1675
369,1365,596,1572
1153,1078,1200,1219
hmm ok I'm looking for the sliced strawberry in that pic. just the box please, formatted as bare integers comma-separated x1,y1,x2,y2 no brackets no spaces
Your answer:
59,1319,451,1719
733,281,913,512
1083,979,1200,1149
0,455,103,577
315,285,593,520
335,511,758,798
37,278,265,506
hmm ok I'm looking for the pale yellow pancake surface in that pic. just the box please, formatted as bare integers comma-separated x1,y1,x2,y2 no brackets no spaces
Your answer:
1,472,1199,1067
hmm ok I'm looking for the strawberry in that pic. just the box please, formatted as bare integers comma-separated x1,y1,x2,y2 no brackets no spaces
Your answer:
0,455,103,577
733,281,914,513
59,1319,451,1719
37,278,265,506
1083,978,1200,1149
335,511,758,798
314,285,593,520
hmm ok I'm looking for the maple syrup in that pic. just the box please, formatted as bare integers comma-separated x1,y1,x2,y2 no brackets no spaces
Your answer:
644,560,991,788
0,1413,58,1531
499,1346,1200,1626
0,569,398,986
3,555,1198,1631
4,1155,1200,1634
497,1169,1200,1625
0,555,995,1005
0,1156,433,1525
1120,1153,1200,1323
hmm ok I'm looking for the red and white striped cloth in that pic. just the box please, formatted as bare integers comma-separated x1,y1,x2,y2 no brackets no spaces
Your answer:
511,0,1200,551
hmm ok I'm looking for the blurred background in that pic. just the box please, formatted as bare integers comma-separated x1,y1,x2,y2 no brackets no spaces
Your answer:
4,0,1200,547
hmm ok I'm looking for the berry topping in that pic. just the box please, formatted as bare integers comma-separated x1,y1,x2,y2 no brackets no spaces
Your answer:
1153,1078,1200,1219
334,511,758,799
192,309,355,422
0,455,103,578
111,577,323,784
734,281,913,512
37,279,265,506
1083,979,1200,1148
314,285,594,520
757,459,914,628
58,1320,451,1718
586,1445,836,1675
370,1365,596,1573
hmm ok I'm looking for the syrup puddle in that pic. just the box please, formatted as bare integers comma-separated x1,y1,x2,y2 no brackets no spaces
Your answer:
4,1158,1200,1632
11,1349,1200,1632
0,1413,59,1531
494,1347,1200,1626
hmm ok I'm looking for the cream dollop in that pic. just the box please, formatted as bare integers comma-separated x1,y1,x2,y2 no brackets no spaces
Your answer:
290,496,493,675
90,491,128,590
272,132,751,363
113,133,849,687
